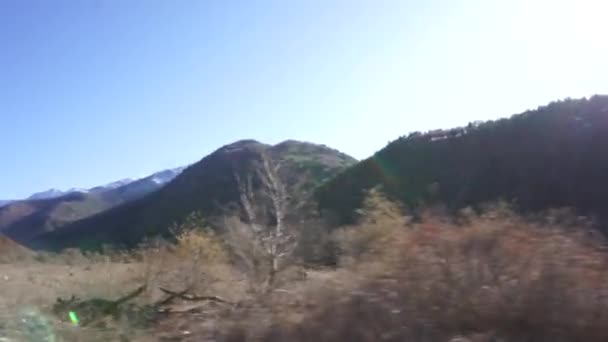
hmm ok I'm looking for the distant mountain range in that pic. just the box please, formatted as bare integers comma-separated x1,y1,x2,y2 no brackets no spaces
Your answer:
6,95,608,253
2,168,184,204
0,167,185,244
25,140,356,250
27,189,67,201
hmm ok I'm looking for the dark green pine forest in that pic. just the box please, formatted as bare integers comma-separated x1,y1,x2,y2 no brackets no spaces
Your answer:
316,95,608,230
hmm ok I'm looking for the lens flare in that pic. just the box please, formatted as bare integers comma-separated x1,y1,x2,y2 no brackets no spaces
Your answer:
68,311,79,326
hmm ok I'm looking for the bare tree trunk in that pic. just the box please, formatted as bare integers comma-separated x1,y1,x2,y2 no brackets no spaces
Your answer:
231,151,298,293
258,152,287,289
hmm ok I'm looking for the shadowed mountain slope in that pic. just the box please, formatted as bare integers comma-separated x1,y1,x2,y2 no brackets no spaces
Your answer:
317,95,608,229
29,140,356,250
0,168,184,244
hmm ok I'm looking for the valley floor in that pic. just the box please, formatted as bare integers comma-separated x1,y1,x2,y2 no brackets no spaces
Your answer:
2,208,608,341
0,258,333,341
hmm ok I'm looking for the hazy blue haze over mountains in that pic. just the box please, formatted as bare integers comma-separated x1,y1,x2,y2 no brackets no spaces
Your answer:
0,167,186,244
0,167,185,204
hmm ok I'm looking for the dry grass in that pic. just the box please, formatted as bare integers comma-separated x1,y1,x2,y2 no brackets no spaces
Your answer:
0,256,146,341
3,197,608,342
0,225,245,341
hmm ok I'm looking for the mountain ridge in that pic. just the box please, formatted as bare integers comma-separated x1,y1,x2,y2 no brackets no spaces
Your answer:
0,167,186,244
27,140,356,250
316,95,608,229
17,167,186,201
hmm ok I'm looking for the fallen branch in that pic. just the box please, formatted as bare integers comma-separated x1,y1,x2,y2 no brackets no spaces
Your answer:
53,285,147,327
154,286,192,307
115,285,147,307
158,287,234,305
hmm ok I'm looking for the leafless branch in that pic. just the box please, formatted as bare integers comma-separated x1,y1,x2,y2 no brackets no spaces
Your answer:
159,287,234,305
229,151,301,291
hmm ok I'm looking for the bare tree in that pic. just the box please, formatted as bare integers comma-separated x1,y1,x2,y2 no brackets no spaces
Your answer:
228,151,301,291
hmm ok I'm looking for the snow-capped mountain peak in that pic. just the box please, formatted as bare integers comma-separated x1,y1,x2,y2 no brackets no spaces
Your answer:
89,179,134,193
147,167,185,185
15,167,186,202
28,189,66,200
67,188,89,194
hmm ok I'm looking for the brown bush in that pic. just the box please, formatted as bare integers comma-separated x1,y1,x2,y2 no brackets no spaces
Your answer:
332,188,408,265
222,204,608,342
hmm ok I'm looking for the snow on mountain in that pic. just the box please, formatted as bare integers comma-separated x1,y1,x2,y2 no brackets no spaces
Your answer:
104,179,135,189
27,188,88,201
28,189,66,200
67,188,90,194
16,167,186,202
147,167,185,185
89,179,134,193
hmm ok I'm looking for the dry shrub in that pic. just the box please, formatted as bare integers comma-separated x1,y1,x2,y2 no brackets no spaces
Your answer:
174,227,229,264
295,219,338,266
135,226,243,304
223,198,608,342
332,188,408,265
222,216,279,293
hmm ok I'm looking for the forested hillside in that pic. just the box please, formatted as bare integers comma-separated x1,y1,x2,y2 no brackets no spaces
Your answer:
317,95,608,228
30,140,356,250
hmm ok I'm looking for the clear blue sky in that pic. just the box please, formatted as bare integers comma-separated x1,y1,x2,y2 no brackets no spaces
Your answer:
1,0,607,199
